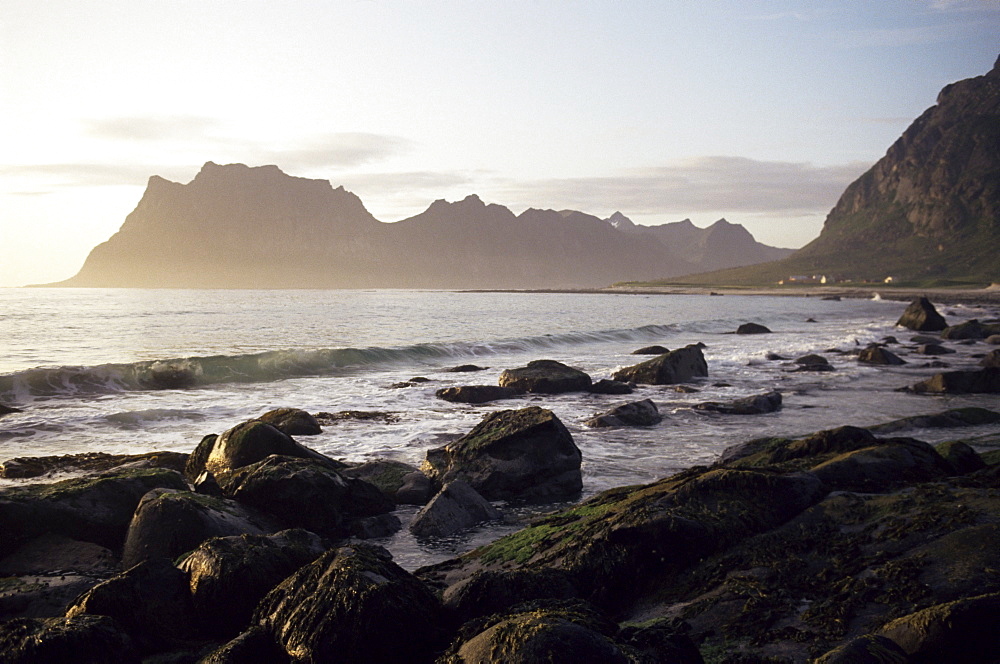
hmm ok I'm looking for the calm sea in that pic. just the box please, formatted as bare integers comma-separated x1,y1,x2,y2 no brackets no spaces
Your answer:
1,288,998,567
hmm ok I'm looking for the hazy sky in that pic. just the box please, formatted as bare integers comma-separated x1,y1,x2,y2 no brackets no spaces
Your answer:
1,1,998,287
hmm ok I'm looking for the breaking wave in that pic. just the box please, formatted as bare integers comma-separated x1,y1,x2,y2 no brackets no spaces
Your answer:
0,323,678,400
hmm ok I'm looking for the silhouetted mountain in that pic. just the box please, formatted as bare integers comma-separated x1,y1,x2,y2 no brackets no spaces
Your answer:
45,162,789,289
666,55,1000,286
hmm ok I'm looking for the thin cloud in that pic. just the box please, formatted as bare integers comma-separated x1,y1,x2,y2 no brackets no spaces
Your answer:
259,133,414,171
84,116,222,142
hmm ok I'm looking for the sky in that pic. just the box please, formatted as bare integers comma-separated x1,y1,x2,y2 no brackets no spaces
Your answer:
1,1,998,287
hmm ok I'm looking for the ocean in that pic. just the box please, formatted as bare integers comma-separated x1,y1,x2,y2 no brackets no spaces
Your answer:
2,288,998,568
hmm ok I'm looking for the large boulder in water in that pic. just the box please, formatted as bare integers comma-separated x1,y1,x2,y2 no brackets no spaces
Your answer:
178,529,328,638
422,406,582,501
256,408,322,436
858,345,907,365
694,390,782,415
896,297,947,331
498,359,592,394
907,368,1000,394
436,385,519,404
736,322,771,334
612,344,708,385
202,420,341,478
254,543,445,664
409,480,501,538
941,319,1000,340
584,399,661,427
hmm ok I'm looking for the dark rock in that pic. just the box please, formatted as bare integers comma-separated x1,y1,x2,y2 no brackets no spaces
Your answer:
498,359,592,394
736,322,772,334
858,345,907,365
869,407,1000,433
916,343,955,355
436,385,519,404
121,488,274,568
876,593,1000,663
314,410,400,424
694,391,782,415
177,529,327,638
821,295,842,301
618,618,704,664
348,513,402,538
793,353,835,371
896,297,948,331
220,455,394,538
586,378,634,395
396,471,434,505
720,425,878,468
908,368,1000,394
0,451,187,481
256,408,322,436
942,319,1000,340
806,317,818,322
987,334,1000,345
199,626,289,664
65,557,197,654
184,434,217,482
0,468,188,557
631,345,669,355
340,458,425,503
813,634,910,663
981,349,1000,367
911,334,941,344
254,544,445,664
445,364,488,372
612,344,708,385
765,352,787,360
882,335,899,344
422,406,582,502
204,420,341,477
0,614,139,664
0,402,21,418
409,481,501,537
671,384,700,393
585,399,661,427
810,437,954,492
441,568,580,625
935,440,987,475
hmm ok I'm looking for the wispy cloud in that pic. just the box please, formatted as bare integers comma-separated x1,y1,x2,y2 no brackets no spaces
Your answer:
256,133,414,171
84,116,222,142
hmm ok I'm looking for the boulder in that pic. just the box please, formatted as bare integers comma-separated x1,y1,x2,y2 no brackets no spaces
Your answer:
445,364,488,372
876,593,1000,663
498,359,592,394
198,626,289,664
203,420,341,478
0,468,188,557
908,368,1000,394
184,434,218,482
256,408,322,436
219,455,394,539
694,390,782,415
178,529,328,638
584,399,661,427
121,489,274,568
436,385,519,404
422,406,582,501
396,471,434,505
0,615,138,664
340,458,427,503
858,346,907,365
941,319,1000,340
987,334,1000,345
254,544,445,664
736,322,772,334
409,481,501,538
0,402,21,418
896,297,948,331
793,353,834,371
911,334,941,344
719,425,878,468
612,344,708,385
0,451,187,481
809,438,954,492
869,407,1000,433
586,379,634,395
813,634,910,663
981,349,1000,368
935,440,986,475
631,345,669,355
916,343,955,355
441,568,580,625
65,557,197,654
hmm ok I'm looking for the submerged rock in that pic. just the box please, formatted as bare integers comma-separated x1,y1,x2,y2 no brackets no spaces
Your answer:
612,344,708,385
916,343,955,355
736,322,772,334
693,391,782,415
436,385,519,404
896,297,948,331
585,399,661,427
631,345,669,355
498,359,592,394
422,406,582,502
586,378,634,395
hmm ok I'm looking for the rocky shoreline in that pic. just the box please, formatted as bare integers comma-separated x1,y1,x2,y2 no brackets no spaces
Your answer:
1,299,999,662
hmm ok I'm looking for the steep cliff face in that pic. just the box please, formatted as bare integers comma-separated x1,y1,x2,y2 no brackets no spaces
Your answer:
793,56,1000,281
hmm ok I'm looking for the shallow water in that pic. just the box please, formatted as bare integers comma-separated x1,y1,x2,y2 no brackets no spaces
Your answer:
1,288,998,568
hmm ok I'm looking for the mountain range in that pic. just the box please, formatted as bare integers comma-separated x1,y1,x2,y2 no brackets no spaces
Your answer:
43,163,792,289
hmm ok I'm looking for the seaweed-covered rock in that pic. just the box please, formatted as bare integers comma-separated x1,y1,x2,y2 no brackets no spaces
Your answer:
204,420,340,478
199,625,290,664
693,391,782,415
585,399,661,427
858,346,907,365
896,297,948,331
612,344,708,385
436,385,519,404
812,634,909,663
256,408,322,436
0,614,138,664
0,451,187,480
941,319,1000,340
876,593,1000,663
720,425,878,469
255,544,445,664
907,368,1000,394
219,455,394,538
441,568,580,625
586,379,634,395
736,322,772,334
121,489,275,568
869,407,1000,433
935,440,987,475
65,557,197,654
422,407,582,502
0,468,188,557
498,359,592,394
178,529,327,638
409,481,500,538
340,458,427,504
809,438,954,492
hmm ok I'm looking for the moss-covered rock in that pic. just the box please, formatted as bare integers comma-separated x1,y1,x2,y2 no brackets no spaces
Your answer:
341,458,429,503
0,450,187,480
935,440,986,475
422,406,582,502
0,614,139,664
612,344,708,385
809,438,954,492
256,407,322,436
255,543,445,664
204,420,341,478
498,359,592,394
869,407,1000,434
